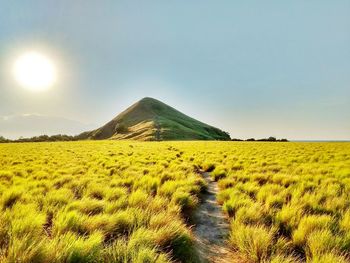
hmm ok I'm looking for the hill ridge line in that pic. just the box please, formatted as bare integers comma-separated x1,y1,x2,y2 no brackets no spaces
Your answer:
78,97,231,141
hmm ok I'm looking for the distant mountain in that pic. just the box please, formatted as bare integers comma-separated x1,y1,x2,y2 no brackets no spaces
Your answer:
79,97,230,141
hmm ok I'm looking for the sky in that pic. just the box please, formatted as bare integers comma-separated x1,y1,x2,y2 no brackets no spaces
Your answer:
0,0,349,140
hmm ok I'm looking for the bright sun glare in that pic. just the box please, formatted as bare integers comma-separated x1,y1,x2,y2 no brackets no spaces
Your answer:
13,51,56,91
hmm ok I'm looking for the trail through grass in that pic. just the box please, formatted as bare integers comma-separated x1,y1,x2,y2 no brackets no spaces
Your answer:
194,172,240,263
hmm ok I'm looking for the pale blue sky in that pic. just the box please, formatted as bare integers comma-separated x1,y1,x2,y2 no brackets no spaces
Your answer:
0,1,349,139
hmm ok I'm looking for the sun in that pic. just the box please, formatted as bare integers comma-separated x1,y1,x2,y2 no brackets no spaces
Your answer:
13,51,56,91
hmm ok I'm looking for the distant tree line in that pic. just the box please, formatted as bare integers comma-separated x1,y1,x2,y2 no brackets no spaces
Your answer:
0,136,11,143
0,134,80,143
1,134,288,143
231,137,288,142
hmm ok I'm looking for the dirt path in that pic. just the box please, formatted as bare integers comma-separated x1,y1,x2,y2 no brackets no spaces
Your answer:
154,117,161,141
193,172,241,263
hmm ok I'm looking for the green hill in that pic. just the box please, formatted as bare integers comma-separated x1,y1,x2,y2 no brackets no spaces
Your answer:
79,97,231,141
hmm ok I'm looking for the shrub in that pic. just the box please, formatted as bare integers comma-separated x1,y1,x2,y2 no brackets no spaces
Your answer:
275,204,303,236
69,198,105,215
53,210,89,236
101,239,170,263
4,235,47,263
106,187,128,201
1,190,23,210
128,190,150,209
306,229,339,259
235,203,270,226
87,186,106,200
171,191,198,214
47,231,103,262
230,221,276,262
0,171,12,182
154,225,197,263
339,210,350,232
292,215,333,247
46,188,74,208
211,169,227,181
222,196,254,217
202,163,215,172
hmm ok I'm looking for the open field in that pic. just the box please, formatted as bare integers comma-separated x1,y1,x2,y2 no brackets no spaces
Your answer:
0,141,349,262
203,142,350,262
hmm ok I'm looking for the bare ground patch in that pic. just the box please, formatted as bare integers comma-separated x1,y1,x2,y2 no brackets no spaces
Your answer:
193,172,244,263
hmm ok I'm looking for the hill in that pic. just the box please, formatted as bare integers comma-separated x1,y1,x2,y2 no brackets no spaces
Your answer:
79,97,230,141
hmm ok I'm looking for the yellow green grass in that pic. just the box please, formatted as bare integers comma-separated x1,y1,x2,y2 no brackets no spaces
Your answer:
0,141,204,262
0,141,349,262
206,142,350,262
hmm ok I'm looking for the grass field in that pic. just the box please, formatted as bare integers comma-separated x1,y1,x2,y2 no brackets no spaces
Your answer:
0,141,349,262
205,142,350,262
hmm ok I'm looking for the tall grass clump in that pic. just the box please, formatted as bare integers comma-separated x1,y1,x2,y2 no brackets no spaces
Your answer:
230,221,276,262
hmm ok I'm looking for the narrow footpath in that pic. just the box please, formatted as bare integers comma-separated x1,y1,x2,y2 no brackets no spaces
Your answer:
154,117,161,141
193,172,242,263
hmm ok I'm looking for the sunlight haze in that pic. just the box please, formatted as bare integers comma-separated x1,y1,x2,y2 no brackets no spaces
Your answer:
13,51,56,91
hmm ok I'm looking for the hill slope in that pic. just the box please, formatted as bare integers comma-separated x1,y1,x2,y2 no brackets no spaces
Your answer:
79,97,230,141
